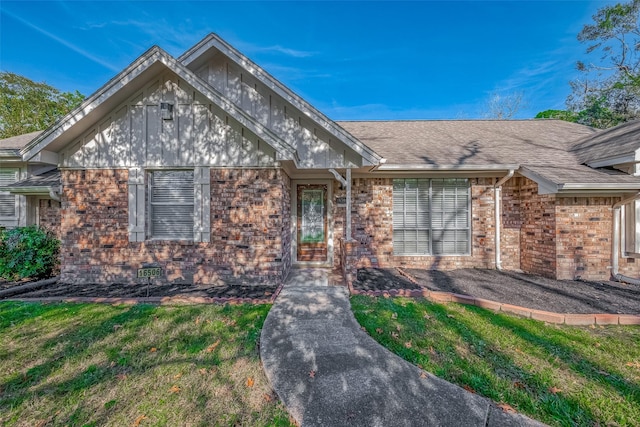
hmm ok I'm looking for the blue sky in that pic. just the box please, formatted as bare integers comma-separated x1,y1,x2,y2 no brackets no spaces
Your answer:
0,1,617,120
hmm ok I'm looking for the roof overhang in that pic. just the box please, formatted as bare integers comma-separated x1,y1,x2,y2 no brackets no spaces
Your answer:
179,33,382,167
375,163,519,171
21,46,299,165
585,152,638,169
1,185,55,196
519,166,640,195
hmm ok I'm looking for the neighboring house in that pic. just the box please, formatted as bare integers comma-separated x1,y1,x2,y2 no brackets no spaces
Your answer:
0,131,61,233
6,33,640,285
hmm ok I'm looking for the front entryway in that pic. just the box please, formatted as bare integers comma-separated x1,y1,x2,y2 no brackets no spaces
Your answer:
293,182,332,265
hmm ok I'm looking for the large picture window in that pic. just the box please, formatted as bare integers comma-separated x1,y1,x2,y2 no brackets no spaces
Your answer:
149,170,194,240
393,178,470,255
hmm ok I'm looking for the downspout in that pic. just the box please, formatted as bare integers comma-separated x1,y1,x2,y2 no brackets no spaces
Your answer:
494,169,515,270
612,192,640,285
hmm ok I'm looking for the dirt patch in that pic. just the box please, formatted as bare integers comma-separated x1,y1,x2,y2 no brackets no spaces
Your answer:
354,268,421,291
355,267,640,315
1,281,279,300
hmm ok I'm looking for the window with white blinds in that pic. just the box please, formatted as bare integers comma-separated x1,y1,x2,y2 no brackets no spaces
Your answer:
393,178,470,255
149,170,194,240
0,169,18,218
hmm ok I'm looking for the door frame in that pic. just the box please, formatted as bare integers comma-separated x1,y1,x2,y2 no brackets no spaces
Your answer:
291,179,333,267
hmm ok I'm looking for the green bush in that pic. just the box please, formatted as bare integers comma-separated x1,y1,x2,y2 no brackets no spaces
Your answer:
0,226,60,281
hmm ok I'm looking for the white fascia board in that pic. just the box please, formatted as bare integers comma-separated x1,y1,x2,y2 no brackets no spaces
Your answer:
585,152,636,169
3,186,52,196
21,46,298,165
376,163,519,171
558,182,640,191
179,34,382,166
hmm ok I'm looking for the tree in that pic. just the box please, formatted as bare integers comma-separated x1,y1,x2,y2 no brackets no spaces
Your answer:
0,72,84,138
483,91,526,119
567,0,640,128
534,109,578,122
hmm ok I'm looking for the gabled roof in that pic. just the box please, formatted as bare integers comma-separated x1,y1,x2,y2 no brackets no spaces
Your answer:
21,46,298,163
570,119,640,167
179,33,382,166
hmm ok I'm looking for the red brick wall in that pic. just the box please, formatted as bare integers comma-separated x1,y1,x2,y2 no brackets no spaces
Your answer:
500,177,640,281
38,199,61,239
60,168,291,285
342,178,497,280
556,196,640,281
518,178,557,278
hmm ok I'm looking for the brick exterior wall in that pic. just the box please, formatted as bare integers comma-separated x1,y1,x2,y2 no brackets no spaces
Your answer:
341,178,497,280
500,177,640,281
38,199,61,239
60,168,291,285
340,175,640,282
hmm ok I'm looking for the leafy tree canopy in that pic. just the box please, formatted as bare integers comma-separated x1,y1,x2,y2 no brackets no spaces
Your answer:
567,0,640,128
0,72,84,139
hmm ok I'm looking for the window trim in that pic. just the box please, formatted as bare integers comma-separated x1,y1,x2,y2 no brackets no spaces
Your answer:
0,168,19,220
392,178,471,256
147,169,195,241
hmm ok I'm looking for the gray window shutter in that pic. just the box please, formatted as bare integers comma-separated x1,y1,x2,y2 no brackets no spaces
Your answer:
0,169,18,218
194,167,210,242
150,170,194,240
128,167,145,242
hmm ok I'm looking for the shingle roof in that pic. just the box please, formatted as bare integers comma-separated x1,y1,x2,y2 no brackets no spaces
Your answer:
0,169,60,193
337,119,596,167
0,131,42,150
522,164,640,187
570,119,640,164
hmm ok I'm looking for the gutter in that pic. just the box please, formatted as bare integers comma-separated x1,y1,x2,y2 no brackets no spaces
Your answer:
612,192,640,285
494,169,515,270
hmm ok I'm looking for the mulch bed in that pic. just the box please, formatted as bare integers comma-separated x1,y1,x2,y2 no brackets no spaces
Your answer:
0,281,278,300
354,267,640,315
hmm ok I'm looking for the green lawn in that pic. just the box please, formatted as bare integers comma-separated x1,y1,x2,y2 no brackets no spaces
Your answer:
351,295,640,427
0,301,293,427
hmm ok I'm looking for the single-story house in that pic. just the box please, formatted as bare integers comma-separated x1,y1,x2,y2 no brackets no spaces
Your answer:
2,33,640,285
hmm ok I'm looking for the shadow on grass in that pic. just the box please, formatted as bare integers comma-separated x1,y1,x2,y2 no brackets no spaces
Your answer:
471,306,640,405
352,296,610,426
0,302,291,427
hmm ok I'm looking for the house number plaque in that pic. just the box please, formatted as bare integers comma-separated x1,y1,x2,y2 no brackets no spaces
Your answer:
137,267,162,278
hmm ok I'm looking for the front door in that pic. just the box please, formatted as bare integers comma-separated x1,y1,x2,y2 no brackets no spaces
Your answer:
296,184,328,262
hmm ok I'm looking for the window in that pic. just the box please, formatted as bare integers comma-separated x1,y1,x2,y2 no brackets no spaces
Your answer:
624,201,640,255
128,167,210,243
0,168,18,219
149,170,194,240
393,178,470,255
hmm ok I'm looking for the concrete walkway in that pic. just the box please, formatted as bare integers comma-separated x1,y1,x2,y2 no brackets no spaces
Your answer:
261,269,544,427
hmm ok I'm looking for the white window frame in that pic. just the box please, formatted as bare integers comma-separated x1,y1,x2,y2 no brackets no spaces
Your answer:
393,178,471,256
148,169,195,240
127,167,210,242
0,168,19,224
623,200,640,257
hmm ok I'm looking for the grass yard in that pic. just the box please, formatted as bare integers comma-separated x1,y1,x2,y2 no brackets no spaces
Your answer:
0,301,293,427
351,295,640,427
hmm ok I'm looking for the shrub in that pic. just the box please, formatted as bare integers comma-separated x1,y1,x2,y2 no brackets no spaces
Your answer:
0,226,60,281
